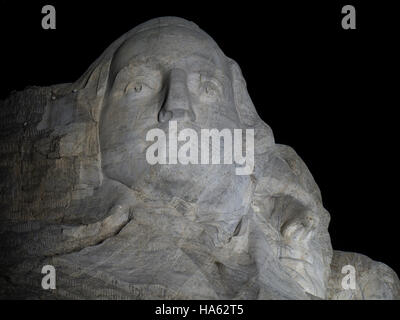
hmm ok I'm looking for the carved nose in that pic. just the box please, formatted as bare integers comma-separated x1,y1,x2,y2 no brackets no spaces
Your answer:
158,68,196,123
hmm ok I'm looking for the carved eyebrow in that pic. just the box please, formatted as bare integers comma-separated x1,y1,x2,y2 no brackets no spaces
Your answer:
117,57,164,74
195,69,231,88
189,54,215,66
198,73,223,89
113,64,159,88
192,57,230,84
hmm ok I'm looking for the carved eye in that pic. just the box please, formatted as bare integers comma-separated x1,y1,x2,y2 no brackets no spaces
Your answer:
187,73,224,101
124,82,149,97
204,82,216,95
201,80,220,99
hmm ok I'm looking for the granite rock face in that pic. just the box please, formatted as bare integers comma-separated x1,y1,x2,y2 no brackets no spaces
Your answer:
0,17,398,300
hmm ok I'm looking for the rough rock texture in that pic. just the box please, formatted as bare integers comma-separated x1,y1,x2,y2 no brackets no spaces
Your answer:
328,251,400,300
0,17,398,300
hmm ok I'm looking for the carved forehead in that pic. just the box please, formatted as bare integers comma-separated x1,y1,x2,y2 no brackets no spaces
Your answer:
109,24,231,81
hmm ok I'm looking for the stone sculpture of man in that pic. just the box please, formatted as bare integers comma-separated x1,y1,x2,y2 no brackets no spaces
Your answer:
0,17,398,299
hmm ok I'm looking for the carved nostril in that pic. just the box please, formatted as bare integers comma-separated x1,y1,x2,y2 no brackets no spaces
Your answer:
158,108,196,123
170,109,196,122
157,68,195,123
158,109,173,123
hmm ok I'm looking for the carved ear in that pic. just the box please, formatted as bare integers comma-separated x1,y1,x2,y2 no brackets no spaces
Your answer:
229,59,261,127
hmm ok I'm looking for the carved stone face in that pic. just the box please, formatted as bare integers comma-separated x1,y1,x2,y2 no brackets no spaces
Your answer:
99,24,251,208
98,19,331,298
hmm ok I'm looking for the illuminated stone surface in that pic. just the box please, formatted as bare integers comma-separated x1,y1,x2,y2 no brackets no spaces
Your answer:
0,17,398,299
